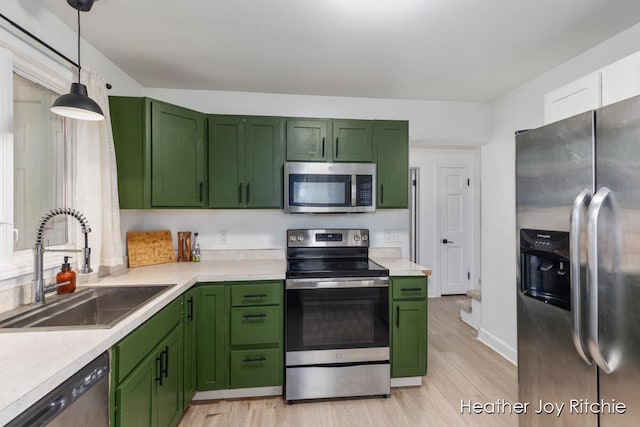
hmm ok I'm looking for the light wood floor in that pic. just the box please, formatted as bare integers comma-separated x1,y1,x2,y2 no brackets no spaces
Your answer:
179,296,518,426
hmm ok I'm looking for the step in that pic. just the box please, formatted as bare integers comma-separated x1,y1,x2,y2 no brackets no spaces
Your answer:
466,289,481,301
456,299,472,313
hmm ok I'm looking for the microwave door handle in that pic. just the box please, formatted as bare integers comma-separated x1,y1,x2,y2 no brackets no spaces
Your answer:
570,188,592,365
351,174,357,207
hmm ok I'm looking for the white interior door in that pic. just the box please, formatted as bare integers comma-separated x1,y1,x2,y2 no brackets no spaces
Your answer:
438,166,471,295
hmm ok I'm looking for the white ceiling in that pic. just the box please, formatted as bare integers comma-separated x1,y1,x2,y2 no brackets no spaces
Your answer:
40,0,640,102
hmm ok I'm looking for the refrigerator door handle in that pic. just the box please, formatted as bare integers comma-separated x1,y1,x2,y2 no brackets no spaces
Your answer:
570,188,592,365
586,186,614,374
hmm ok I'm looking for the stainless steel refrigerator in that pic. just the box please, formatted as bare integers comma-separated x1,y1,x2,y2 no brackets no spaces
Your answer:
516,95,640,426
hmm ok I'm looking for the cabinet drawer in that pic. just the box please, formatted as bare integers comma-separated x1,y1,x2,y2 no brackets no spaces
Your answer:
392,277,427,300
230,282,282,306
230,306,281,346
114,297,182,384
230,348,282,388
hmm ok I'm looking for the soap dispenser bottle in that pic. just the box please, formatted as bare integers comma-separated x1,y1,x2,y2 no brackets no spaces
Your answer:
56,256,76,294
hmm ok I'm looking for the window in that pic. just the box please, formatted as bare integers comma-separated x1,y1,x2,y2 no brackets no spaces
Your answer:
13,73,69,251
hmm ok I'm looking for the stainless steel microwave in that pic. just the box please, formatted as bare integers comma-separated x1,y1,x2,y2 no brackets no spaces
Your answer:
284,162,376,213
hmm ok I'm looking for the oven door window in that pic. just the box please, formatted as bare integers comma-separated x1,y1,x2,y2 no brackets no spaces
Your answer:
286,287,389,351
289,174,351,207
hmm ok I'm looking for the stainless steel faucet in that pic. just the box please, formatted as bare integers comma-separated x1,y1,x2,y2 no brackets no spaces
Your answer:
33,208,92,306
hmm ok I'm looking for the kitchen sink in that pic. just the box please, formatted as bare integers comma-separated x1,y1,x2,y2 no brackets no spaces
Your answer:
0,284,175,330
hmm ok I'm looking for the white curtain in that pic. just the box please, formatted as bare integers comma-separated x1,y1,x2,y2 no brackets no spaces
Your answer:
74,69,123,269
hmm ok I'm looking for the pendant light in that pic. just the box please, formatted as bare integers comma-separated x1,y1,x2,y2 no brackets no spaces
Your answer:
50,0,104,121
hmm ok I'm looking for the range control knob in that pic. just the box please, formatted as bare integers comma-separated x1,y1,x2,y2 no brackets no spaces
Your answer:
354,234,360,241
289,235,297,242
296,235,304,242
361,233,368,241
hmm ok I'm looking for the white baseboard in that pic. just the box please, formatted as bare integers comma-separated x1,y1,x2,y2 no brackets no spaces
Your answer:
193,386,282,401
391,376,422,387
477,328,517,366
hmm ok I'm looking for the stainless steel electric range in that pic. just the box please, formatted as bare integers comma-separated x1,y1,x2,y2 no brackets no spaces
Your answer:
284,229,391,402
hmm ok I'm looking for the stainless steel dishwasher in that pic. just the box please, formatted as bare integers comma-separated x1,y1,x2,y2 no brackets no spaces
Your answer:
7,352,109,427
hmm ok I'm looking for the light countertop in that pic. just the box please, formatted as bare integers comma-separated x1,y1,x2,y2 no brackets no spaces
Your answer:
0,257,429,424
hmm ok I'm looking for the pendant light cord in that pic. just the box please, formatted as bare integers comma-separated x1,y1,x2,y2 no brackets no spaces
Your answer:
77,8,81,83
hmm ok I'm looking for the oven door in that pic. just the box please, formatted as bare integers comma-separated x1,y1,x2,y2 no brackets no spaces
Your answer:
285,277,389,365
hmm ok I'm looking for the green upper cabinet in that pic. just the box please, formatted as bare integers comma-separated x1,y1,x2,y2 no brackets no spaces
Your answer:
286,118,374,163
208,116,245,208
332,120,374,162
110,97,149,209
109,97,206,208
208,115,284,208
286,119,329,162
376,120,409,208
151,102,206,207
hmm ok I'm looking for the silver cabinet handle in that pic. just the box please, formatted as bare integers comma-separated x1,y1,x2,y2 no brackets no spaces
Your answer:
570,188,592,365
586,186,613,374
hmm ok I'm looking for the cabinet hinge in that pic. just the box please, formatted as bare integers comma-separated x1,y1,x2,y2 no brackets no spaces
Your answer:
412,179,417,186
467,178,470,186
467,272,470,280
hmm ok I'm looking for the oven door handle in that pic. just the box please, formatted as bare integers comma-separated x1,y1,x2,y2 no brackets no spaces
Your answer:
286,277,389,289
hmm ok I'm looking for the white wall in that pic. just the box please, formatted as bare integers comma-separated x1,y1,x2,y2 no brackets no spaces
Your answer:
121,209,410,256
143,88,490,145
480,22,640,364
0,1,143,96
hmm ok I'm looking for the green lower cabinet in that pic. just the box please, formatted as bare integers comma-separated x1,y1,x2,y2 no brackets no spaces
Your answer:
155,325,184,427
196,284,228,391
114,323,183,427
230,348,282,388
391,301,427,377
390,276,428,378
195,281,283,392
115,354,154,426
182,289,198,410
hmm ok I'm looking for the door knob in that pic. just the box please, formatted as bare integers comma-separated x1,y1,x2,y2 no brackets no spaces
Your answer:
442,239,454,244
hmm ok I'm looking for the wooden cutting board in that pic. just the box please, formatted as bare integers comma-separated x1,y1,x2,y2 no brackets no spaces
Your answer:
127,230,175,268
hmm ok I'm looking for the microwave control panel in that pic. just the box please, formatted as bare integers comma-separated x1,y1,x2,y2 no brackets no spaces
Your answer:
356,175,373,206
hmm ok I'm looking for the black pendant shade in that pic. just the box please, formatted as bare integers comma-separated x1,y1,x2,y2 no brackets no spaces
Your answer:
51,82,104,121
50,0,104,121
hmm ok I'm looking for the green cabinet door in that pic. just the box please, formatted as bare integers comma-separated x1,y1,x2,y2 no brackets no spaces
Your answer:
391,300,427,378
376,121,409,208
151,101,206,207
115,354,154,427
155,324,184,427
196,285,228,390
286,119,329,161
208,116,245,208
332,120,374,162
245,117,285,208
182,290,197,410
208,116,284,208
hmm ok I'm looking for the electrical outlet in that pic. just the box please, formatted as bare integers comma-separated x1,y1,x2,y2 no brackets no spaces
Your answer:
384,230,401,243
219,230,228,245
